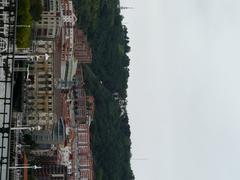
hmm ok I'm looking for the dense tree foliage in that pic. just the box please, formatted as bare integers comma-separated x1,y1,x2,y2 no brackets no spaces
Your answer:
16,0,32,48
73,0,133,179
30,0,43,21
84,66,133,180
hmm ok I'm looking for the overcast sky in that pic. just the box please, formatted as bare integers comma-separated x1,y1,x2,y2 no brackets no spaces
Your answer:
120,0,240,180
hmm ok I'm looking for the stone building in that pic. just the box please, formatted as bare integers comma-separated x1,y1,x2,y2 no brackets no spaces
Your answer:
35,0,61,39
26,40,55,130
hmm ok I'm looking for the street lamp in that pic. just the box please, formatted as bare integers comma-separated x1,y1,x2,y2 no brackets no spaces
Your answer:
45,53,50,61
9,165,42,170
0,125,41,133
10,125,42,131
14,53,49,62
16,25,31,28
16,144,30,148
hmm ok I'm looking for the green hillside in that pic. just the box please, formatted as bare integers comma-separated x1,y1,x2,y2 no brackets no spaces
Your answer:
73,0,134,179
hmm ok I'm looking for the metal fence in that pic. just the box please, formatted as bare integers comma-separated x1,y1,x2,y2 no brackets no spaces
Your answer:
0,0,17,179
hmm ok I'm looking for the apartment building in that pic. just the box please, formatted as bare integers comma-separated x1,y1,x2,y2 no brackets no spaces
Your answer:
60,0,77,62
33,164,68,180
35,0,61,39
59,0,77,88
77,124,94,180
30,143,67,179
32,117,65,144
72,86,87,124
74,28,92,64
26,40,55,130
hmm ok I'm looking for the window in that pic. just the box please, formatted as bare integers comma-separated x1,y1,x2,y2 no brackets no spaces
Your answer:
37,29,42,36
28,116,35,120
43,29,47,36
43,0,50,11
50,0,54,10
38,108,44,111
56,1,59,11
48,29,53,36
28,96,35,100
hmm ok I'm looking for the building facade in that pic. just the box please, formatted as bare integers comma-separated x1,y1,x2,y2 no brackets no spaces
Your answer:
77,124,94,180
33,164,67,180
60,0,77,62
74,28,92,64
32,118,65,144
35,0,61,39
26,40,55,130
31,144,67,179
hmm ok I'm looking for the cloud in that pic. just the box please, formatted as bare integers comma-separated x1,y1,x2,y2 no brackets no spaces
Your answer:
122,0,240,179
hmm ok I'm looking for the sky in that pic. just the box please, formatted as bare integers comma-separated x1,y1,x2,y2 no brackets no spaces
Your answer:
120,0,240,180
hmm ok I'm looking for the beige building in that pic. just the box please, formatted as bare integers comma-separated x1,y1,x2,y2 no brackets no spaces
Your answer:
35,0,61,39
26,0,63,131
26,40,55,130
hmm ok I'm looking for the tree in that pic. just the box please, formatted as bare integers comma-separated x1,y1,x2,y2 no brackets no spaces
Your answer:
30,0,43,21
73,0,134,178
16,0,32,48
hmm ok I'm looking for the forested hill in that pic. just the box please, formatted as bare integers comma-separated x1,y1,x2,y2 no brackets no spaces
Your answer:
72,0,134,179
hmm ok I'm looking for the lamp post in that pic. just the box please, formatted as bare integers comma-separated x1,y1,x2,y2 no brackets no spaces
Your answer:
14,53,49,62
10,125,41,131
0,125,41,133
9,165,42,170
16,144,30,148
16,25,31,28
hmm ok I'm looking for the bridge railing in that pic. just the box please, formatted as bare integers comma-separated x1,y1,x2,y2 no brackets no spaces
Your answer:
0,0,17,179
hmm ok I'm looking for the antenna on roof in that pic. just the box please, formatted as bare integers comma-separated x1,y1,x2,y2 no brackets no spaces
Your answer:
120,6,134,10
